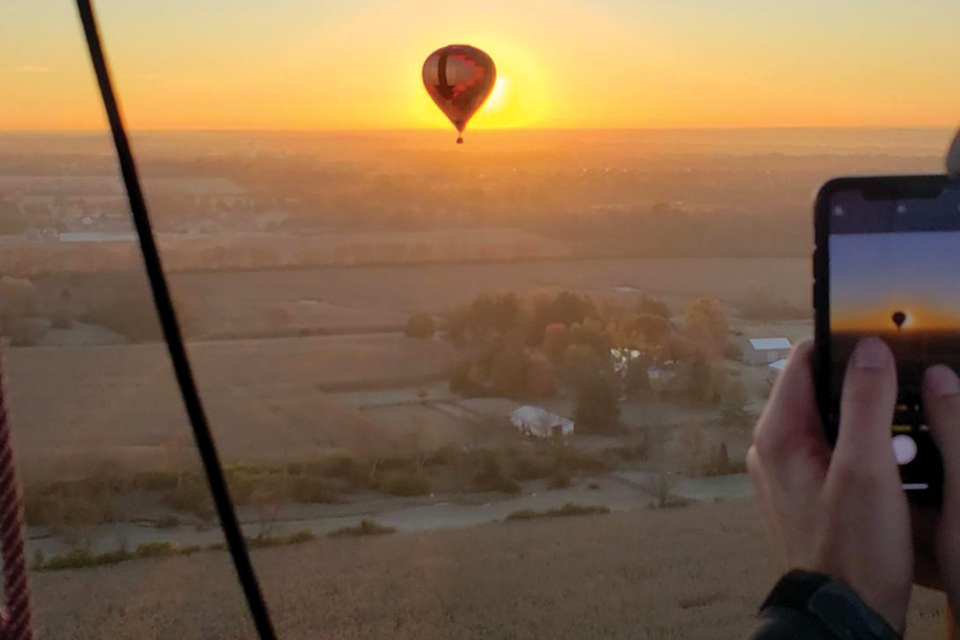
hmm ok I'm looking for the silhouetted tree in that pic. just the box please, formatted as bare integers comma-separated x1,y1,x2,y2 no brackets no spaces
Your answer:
684,298,728,358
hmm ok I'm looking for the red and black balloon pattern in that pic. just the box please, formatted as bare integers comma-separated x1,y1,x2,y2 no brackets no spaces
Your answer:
422,45,497,144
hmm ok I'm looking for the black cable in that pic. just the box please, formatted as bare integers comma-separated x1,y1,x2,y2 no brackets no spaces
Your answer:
74,2,277,638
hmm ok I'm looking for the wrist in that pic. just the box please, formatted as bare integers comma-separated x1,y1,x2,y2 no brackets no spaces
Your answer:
761,570,903,640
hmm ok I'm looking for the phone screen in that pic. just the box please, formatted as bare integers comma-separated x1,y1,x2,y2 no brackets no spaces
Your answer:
820,177,960,495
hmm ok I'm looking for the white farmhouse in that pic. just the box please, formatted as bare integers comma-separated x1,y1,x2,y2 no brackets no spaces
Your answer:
744,338,791,365
510,406,574,439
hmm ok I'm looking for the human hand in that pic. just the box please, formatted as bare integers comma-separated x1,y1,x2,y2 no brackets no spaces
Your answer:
916,364,960,615
747,338,912,632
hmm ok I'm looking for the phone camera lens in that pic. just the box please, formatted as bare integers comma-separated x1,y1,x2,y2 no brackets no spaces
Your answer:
896,203,908,214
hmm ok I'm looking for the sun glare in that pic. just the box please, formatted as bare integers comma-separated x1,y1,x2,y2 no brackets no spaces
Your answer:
485,76,509,113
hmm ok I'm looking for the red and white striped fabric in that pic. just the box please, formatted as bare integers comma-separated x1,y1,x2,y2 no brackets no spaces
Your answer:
0,358,31,640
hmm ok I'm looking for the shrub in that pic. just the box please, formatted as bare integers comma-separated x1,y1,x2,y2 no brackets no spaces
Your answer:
505,503,610,522
506,449,551,481
248,529,317,548
286,529,317,544
24,488,113,539
549,446,611,475
505,509,538,521
547,503,609,517
377,471,431,497
318,455,367,486
286,462,306,476
37,547,133,571
135,541,179,558
472,454,522,494
163,480,214,521
700,442,748,477
327,520,396,538
290,477,337,503
647,473,691,509
132,470,180,492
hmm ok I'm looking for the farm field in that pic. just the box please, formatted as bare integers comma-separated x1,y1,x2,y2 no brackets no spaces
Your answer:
5,333,458,483
28,500,945,640
11,255,813,485
166,257,810,335
33,256,810,341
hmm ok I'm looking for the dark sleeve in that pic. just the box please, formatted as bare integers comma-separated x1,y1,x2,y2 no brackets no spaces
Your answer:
749,570,902,640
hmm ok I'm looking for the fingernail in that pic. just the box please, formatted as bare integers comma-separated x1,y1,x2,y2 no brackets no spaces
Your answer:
926,365,960,398
853,337,890,370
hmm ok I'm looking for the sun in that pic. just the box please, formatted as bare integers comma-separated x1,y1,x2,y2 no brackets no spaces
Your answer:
484,75,509,113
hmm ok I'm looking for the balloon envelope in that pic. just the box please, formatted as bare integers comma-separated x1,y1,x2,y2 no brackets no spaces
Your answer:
422,45,496,143
892,311,906,329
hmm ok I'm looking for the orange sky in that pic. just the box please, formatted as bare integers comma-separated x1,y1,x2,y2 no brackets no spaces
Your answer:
833,303,960,333
3,0,960,131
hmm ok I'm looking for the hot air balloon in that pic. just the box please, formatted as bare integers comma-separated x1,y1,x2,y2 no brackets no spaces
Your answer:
422,45,497,144
892,311,907,330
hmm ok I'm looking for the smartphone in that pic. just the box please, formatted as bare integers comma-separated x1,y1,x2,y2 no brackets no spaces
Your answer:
815,175,960,502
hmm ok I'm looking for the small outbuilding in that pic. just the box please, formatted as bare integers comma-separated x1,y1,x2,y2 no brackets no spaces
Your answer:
510,405,574,439
744,337,792,365
767,358,788,384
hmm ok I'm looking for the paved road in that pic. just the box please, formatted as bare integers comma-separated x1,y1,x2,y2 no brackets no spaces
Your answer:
27,473,753,559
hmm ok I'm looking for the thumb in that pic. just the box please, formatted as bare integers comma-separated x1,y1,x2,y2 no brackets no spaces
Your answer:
922,364,960,611
923,365,960,496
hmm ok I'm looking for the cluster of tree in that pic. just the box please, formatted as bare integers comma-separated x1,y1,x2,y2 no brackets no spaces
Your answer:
442,290,743,435
449,339,559,399
446,291,612,395
446,291,598,348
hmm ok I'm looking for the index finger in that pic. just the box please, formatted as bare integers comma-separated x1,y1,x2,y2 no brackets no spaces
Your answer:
753,340,831,464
